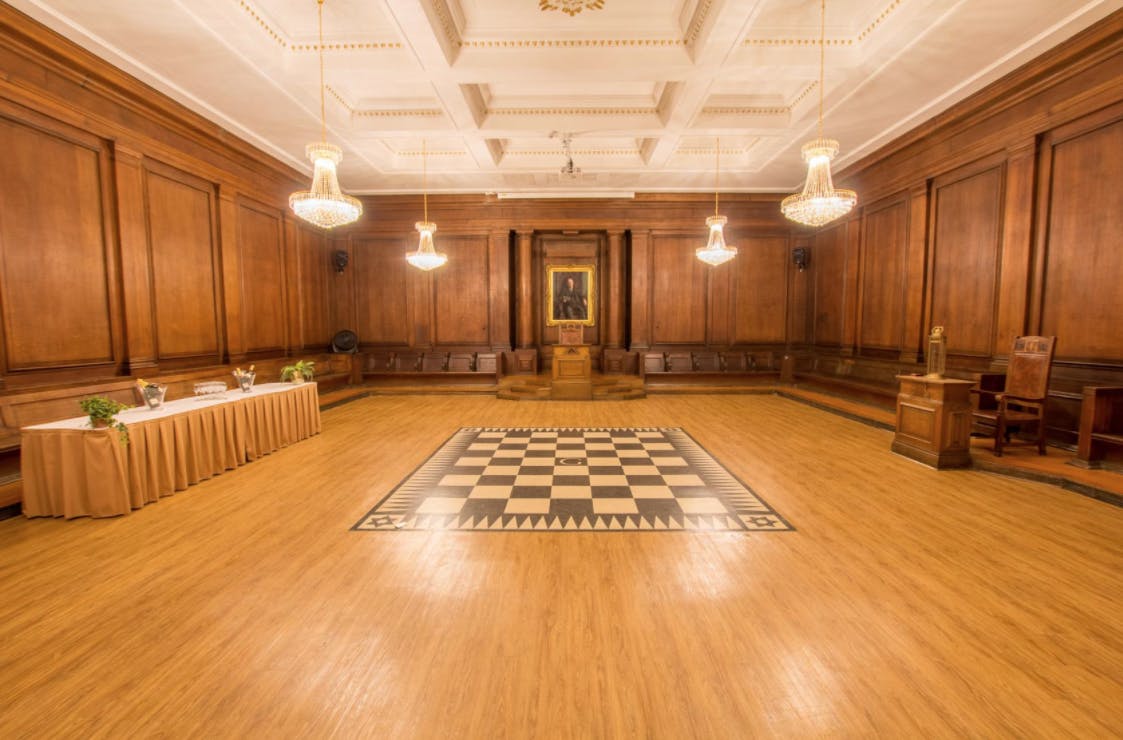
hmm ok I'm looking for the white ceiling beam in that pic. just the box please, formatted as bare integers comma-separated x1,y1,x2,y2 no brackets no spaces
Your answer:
379,0,499,168
645,0,770,169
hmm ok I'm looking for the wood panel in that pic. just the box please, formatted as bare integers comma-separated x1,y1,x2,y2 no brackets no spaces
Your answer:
731,236,789,344
354,237,410,345
433,235,490,346
858,198,909,353
1039,110,1123,361
927,164,1004,356
144,164,222,363
812,223,847,346
539,233,601,348
236,201,286,355
0,116,115,371
650,234,707,345
295,226,333,350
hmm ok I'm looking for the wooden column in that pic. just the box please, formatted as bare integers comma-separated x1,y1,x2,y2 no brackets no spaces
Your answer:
516,230,534,349
217,188,245,364
606,230,625,349
787,236,812,347
282,213,302,354
113,144,158,373
839,215,862,357
995,138,1038,357
488,229,512,352
629,229,651,351
900,180,931,363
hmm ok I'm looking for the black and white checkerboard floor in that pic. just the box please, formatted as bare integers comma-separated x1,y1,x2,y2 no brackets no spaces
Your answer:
353,428,793,532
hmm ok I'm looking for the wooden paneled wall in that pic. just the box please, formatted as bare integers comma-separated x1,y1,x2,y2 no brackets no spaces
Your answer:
336,196,798,370
0,3,332,406
3,0,1122,451
805,13,1123,441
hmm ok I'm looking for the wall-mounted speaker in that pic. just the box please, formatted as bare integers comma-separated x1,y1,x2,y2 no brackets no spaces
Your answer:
792,247,810,272
332,250,350,273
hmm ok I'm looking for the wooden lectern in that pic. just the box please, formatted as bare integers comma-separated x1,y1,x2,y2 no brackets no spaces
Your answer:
891,375,974,468
551,323,592,400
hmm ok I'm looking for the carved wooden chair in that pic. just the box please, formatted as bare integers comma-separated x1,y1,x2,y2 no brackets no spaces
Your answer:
971,335,1057,456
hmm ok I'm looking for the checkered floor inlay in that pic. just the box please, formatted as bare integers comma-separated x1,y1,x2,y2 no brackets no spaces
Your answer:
352,428,793,532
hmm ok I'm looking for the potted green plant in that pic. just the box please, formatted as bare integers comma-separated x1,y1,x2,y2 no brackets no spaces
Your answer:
79,396,131,443
280,359,316,384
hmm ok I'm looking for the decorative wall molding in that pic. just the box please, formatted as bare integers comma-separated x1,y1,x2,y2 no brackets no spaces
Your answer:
539,0,607,17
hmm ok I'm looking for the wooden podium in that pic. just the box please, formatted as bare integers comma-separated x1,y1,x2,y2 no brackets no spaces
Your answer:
891,375,974,469
551,345,592,400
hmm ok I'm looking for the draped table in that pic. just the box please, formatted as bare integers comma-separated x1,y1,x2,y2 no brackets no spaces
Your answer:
20,382,321,519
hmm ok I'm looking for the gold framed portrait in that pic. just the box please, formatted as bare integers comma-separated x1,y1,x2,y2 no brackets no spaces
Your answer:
546,264,596,327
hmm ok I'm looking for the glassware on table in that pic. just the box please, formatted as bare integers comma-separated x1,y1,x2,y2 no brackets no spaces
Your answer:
233,371,256,393
193,381,228,400
140,383,167,409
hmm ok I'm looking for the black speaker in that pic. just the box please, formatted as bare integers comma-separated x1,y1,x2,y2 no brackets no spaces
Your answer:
332,250,350,273
331,329,358,354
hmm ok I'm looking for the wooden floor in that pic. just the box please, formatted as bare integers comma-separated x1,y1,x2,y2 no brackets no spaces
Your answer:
1,394,1120,738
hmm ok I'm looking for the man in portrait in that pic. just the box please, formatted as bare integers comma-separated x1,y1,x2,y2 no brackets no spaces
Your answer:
554,274,588,321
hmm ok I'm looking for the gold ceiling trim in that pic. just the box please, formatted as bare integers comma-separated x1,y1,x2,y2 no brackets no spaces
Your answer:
292,42,402,51
858,0,904,41
488,107,655,116
327,87,444,118
238,0,287,48
398,149,466,156
684,0,715,46
432,0,461,47
505,148,640,156
239,1,400,52
539,0,606,17
675,146,753,155
701,106,788,116
790,81,818,108
357,109,445,118
745,0,902,47
745,37,851,47
461,38,683,48
326,85,353,113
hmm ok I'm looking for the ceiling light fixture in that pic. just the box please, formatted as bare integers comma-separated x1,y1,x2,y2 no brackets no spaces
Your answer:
781,0,857,228
289,0,362,230
405,140,448,271
558,133,583,181
696,137,738,267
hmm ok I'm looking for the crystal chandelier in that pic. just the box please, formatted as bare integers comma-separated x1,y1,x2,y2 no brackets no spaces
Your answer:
781,0,857,228
289,0,362,229
406,141,447,271
696,138,737,267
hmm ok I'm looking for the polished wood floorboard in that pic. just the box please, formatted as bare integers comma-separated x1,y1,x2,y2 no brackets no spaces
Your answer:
1,395,1120,738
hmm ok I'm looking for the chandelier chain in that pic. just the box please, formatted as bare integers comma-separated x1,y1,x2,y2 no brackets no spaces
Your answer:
422,139,428,222
817,0,825,142
714,137,720,216
317,0,326,144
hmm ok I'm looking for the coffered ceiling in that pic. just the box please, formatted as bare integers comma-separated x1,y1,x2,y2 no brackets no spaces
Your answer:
8,0,1120,194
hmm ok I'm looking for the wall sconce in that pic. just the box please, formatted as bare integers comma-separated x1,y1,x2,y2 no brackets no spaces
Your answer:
332,249,350,273
792,247,810,272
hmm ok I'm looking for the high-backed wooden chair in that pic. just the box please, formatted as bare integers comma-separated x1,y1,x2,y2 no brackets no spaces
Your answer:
971,336,1057,456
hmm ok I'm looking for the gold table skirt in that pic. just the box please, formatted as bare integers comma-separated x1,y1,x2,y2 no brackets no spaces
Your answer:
20,382,321,519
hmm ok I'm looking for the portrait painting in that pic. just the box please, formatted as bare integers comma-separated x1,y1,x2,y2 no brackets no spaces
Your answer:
546,264,596,327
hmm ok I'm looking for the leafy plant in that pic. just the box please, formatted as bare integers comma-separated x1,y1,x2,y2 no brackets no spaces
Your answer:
280,359,316,382
79,396,131,443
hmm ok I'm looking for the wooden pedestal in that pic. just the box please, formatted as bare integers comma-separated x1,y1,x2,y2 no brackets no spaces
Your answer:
891,375,974,469
551,345,592,400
